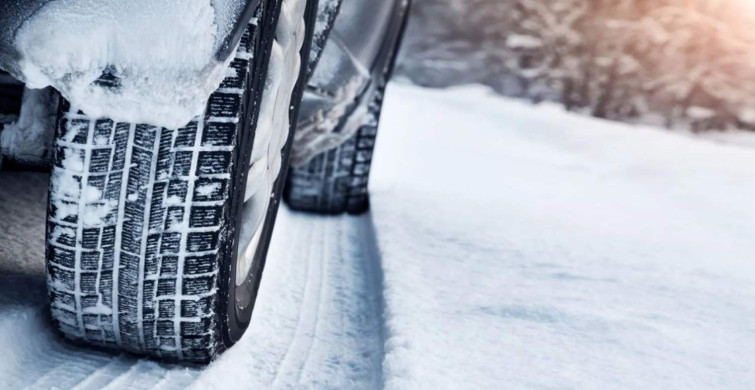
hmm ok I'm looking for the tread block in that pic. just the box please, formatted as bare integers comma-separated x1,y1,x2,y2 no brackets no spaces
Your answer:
158,300,176,319
180,317,212,336
156,320,175,337
172,151,194,178
101,226,116,247
193,178,227,202
182,334,213,349
202,122,236,146
48,265,76,291
104,172,123,201
181,297,213,317
187,231,219,253
184,254,215,275
49,246,76,268
157,279,177,297
81,273,98,294
133,125,158,149
82,228,101,249
197,151,232,175
81,251,100,271
189,206,222,228
90,148,113,173
220,59,249,89
160,256,179,276
93,119,114,145
51,308,78,327
51,291,76,308
182,276,216,296
164,207,185,231
111,124,131,171
50,224,77,247
207,93,241,118
160,233,182,254
167,180,189,203
175,123,198,148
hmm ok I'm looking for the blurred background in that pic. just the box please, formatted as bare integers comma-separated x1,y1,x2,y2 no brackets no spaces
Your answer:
397,0,755,133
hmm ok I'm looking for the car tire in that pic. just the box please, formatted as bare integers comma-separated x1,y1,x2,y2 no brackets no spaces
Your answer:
45,0,317,363
283,0,410,215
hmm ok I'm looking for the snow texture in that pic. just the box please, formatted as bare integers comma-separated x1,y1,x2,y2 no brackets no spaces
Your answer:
14,0,245,129
370,84,755,389
1,84,754,388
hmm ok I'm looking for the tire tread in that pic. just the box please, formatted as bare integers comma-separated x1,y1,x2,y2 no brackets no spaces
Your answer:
47,26,257,363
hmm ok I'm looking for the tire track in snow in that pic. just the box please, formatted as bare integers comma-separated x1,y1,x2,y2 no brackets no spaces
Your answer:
271,215,330,387
0,173,387,389
289,212,386,389
190,209,386,389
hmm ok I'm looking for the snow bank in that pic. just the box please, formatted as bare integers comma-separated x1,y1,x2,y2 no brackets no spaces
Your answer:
14,0,242,129
370,84,755,389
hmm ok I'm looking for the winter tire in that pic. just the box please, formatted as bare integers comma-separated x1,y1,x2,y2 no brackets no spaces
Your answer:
283,0,411,215
45,0,317,363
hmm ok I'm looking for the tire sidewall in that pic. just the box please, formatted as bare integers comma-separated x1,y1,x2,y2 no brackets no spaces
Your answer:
221,0,319,347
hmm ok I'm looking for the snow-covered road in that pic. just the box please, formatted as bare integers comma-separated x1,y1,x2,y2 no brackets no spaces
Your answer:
1,84,754,389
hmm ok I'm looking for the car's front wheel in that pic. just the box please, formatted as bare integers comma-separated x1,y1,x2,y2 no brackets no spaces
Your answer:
45,0,317,363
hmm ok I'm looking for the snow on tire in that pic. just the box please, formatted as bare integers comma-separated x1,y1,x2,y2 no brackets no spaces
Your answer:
45,0,316,363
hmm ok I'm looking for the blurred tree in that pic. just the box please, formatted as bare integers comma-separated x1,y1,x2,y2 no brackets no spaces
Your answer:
397,0,755,131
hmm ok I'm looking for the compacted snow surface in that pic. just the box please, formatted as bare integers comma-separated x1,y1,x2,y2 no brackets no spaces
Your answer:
1,84,754,389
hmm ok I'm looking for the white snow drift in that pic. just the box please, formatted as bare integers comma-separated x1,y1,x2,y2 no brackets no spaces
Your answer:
14,0,244,129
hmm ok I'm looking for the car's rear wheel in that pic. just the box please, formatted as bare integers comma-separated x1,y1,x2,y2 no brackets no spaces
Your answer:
45,0,317,363
283,0,410,215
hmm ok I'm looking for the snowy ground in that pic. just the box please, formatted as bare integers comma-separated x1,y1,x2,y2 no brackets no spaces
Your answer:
1,83,754,389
